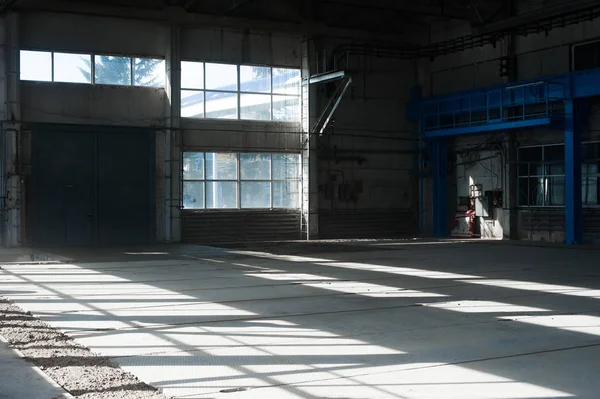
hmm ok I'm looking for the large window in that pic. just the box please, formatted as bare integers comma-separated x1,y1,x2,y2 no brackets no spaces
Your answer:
518,143,600,207
181,62,301,122
183,152,301,210
20,50,165,87
583,143,600,205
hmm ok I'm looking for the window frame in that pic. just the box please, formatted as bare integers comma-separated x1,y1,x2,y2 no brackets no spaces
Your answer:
182,151,302,211
180,59,301,123
19,48,166,88
518,142,600,208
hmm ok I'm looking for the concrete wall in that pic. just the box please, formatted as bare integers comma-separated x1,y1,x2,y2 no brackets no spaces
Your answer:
313,49,418,237
316,54,416,211
429,6,600,95
21,82,167,126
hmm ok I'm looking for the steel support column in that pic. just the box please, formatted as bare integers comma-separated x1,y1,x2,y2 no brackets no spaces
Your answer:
564,99,583,245
432,138,449,237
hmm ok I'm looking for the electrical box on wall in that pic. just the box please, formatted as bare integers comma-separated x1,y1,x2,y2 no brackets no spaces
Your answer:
485,190,503,208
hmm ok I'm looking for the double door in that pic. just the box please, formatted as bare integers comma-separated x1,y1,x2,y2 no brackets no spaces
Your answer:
28,127,155,247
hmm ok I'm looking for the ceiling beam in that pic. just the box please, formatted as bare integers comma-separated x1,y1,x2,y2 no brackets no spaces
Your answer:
476,0,599,34
228,0,259,13
14,0,411,42
320,0,480,22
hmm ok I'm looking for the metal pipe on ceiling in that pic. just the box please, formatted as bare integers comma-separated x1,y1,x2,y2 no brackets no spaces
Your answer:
331,0,600,60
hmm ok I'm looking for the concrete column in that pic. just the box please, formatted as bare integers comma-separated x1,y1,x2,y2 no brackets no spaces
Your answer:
302,38,318,240
432,138,449,237
564,99,582,245
2,13,21,247
507,134,519,239
165,25,182,242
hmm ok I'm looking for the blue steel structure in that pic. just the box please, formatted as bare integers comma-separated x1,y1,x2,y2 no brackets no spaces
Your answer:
409,67,600,245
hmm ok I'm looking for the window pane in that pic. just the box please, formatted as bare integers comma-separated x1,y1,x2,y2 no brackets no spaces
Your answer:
518,163,532,177
240,153,271,180
273,181,300,208
94,55,131,85
206,182,237,209
545,163,564,175
241,182,271,208
273,95,300,122
240,65,271,93
518,177,544,206
181,90,204,118
584,163,599,174
583,176,599,205
182,61,204,89
183,182,205,209
205,91,238,119
183,153,204,180
583,142,600,162
544,145,565,162
273,154,301,180
205,63,237,91
518,147,542,162
240,94,271,121
518,178,529,206
133,58,165,87
530,163,544,176
53,52,91,83
272,68,300,95
205,153,237,180
546,176,564,206
20,50,52,82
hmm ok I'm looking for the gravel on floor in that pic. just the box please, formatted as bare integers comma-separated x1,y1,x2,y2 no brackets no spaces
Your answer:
0,297,171,399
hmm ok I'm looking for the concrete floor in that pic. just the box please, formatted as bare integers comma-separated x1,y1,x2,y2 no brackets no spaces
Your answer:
0,339,72,399
1,240,600,398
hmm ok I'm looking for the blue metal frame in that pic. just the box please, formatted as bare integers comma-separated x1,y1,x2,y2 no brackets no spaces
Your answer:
564,100,583,245
409,67,600,244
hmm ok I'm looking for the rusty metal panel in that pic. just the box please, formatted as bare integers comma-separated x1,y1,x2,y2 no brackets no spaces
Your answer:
182,210,301,243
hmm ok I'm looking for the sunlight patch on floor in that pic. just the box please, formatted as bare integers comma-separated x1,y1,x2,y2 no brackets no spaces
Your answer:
421,300,550,313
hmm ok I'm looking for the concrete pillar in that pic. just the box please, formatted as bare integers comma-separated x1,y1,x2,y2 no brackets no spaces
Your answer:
165,25,182,242
507,134,519,239
431,138,449,237
1,13,21,247
564,99,583,245
302,38,318,240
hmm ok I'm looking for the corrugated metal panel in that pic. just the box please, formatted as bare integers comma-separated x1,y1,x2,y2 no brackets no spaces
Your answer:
182,210,302,243
319,209,416,239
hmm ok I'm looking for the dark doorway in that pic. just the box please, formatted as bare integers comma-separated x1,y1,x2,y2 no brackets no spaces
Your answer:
28,126,155,247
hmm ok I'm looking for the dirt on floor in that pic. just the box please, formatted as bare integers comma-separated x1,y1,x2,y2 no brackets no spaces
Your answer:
0,297,170,399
